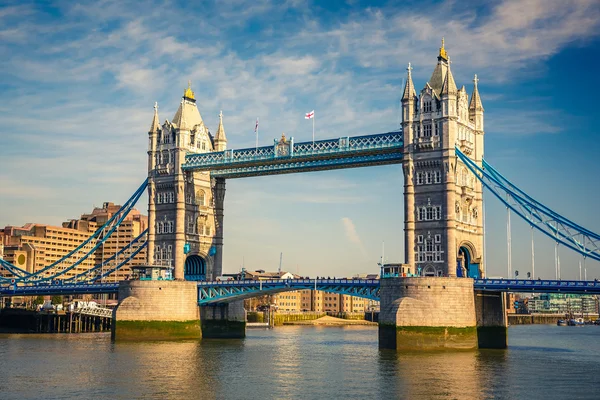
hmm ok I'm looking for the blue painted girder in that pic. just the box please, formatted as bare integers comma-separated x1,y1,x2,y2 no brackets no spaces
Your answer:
4,279,600,299
0,282,120,296
183,132,404,178
197,279,380,304
474,279,600,294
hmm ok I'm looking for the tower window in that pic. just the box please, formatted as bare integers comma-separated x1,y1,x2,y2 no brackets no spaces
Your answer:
424,124,432,137
425,172,432,184
416,172,423,185
197,190,205,206
417,235,423,243
434,171,441,183
435,234,441,243
424,101,432,113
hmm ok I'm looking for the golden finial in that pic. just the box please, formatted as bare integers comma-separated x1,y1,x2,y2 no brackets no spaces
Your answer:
439,37,448,60
183,80,195,100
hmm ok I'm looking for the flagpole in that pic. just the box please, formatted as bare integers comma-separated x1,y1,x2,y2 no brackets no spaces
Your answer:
312,112,315,148
255,117,259,151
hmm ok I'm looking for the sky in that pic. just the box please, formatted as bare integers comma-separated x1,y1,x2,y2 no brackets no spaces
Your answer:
0,0,599,280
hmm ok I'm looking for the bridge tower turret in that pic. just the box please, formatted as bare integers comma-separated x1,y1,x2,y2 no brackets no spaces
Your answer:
402,39,485,278
146,83,224,281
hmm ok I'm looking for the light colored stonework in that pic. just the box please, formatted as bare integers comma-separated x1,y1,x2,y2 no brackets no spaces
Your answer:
402,40,485,278
147,85,227,280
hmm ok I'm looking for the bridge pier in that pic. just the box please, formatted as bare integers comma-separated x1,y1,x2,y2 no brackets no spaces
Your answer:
474,290,508,349
112,280,201,341
200,301,246,339
379,277,508,350
379,277,478,350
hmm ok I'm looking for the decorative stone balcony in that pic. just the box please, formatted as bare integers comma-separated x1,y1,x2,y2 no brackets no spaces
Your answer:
414,135,440,150
459,139,474,155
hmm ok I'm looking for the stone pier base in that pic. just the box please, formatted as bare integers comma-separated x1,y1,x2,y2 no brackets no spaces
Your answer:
112,280,201,341
475,290,508,349
200,301,246,339
379,277,478,350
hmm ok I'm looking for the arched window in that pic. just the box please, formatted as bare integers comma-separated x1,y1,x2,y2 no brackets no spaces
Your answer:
155,245,161,260
197,190,205,206
461,168,468,187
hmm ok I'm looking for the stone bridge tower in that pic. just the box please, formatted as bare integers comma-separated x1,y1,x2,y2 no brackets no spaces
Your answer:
147,84,227,281
401,39,485,278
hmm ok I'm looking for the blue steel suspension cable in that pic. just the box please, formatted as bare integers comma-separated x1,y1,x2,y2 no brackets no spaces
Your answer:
62,229,148,283
482,160,600,240
23,182,147,283
6,179,148,283
456,149,600,262
458,151,595,250
91,240,148,282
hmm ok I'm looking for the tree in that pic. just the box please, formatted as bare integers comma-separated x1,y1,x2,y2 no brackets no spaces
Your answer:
51,295,63,305
33,296,44,305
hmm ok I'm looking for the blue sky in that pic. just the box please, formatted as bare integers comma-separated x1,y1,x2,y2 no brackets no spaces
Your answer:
1,0,599,279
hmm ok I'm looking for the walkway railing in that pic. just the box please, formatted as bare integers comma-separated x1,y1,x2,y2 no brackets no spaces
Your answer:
183,132,403,178
76,306,113,318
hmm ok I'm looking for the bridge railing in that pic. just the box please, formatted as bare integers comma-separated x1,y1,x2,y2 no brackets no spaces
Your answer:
184,132,403,170
475,279,600,289
197,278,380,286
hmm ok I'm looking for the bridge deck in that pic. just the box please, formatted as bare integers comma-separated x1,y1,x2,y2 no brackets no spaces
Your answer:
2,279,599,299
183,132,404,178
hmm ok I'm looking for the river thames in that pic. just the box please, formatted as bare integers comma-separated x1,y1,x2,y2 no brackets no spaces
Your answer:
1,324,599,399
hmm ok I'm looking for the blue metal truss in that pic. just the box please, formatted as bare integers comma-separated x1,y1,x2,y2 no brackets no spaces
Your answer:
183,131,403,178
456,149,600,262
0,282,119,297
2,278,600,298
0,179,149,283
197,279,380,304
474,279,600,294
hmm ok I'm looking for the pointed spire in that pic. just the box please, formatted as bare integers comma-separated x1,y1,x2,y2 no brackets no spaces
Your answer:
402,62,416,101
441,60,457,96
438,37,448,61
214,110,227,151
149,101,160,133
183,80,195,101
469,74,484,111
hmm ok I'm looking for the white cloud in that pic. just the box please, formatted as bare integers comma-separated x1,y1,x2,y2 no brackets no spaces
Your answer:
341,217,367,257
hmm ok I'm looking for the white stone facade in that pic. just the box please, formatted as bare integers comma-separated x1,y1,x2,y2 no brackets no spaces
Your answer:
147,85,227,280
402,40,485,278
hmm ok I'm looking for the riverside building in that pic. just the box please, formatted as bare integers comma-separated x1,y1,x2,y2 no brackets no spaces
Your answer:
0,202,147,281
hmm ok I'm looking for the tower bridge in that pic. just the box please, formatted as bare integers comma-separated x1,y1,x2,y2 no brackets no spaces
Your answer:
1,40,599,348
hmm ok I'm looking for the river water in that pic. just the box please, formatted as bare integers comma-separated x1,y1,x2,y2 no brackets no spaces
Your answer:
1,325,599,399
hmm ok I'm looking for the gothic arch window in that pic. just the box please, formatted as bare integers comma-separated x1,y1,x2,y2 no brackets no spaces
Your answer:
186,192,193,204
197,190,205,206
461,168,468,187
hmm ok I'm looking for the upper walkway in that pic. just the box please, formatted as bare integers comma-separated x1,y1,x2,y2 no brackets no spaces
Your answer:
182,131,404,178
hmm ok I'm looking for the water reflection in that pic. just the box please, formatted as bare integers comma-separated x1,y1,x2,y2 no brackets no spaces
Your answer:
1,326,600,399
378,349,508,399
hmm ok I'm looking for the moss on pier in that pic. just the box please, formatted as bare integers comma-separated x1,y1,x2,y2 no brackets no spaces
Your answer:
379,324,478,350
112,320,201,341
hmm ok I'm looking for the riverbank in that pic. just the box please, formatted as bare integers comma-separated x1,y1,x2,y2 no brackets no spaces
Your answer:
283,315,377,326
508,313,599,325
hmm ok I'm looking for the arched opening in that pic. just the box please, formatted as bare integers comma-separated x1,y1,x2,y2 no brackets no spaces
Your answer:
185,255,206,281
423,265,436,277
457,246,480,278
